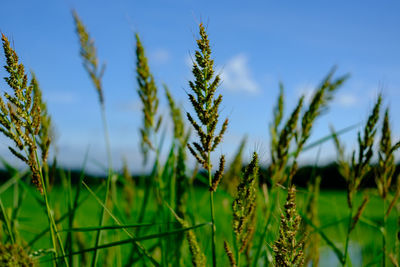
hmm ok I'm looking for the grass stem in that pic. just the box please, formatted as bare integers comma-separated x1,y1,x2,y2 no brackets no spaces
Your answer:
343,206,353,266
91,103,113,267
208,152,217,267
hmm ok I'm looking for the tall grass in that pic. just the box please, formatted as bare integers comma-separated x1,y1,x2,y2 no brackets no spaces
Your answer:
0,14,398,267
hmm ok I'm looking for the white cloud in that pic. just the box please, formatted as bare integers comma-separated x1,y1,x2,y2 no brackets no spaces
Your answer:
336,93,358,107
149,48,170,65
117,100,142,112
296,84,359,107
46,91,78,104
185,54,193,68
220,54,259,93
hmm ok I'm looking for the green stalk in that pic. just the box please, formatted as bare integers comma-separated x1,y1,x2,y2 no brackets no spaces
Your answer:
0,198,14,244
382,198,387,267
40,222,210,264
343,206,353,266
91,103,113,267
65,147,90,266
252,188,277,267
208,151,217,267
26,182,105,249
36,154,69,267
124,158,159,267
12,118,68,266
67,173,73,266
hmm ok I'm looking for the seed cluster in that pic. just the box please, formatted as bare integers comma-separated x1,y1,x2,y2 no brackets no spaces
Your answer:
232,152,259,253
0,243,34,267
73,11,105,105
376,108,400,199
135,34,161,164
334,96,382,208
0,34,51,193
273,186,305,267
269,70,348,185
187,23,228,180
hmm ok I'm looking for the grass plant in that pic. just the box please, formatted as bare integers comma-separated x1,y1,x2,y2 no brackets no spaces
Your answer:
0,34,67,266
186,23,228,267
72,11,115,267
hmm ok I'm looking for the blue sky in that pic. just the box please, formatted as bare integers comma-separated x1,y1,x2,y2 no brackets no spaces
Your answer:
0,1,399,173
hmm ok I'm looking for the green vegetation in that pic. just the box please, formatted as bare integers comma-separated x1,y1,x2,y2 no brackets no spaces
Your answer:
0,10,399,267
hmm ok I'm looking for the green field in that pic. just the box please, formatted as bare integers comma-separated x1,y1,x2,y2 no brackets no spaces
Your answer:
0,182,397,266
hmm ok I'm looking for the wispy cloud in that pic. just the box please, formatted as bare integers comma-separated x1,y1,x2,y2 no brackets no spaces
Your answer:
336,93,358,107
46,91,78,104
149,48,170,65
185,54,193,68
117,100,142,112
296,83,360,108
220,54,259,94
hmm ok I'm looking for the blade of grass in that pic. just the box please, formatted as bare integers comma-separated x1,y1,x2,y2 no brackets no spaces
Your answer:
358,216,382,231
25,182,105,249
18,179,45,206
59,222,176,232
137,157,159,229
66,146,90,265
317,217,348,231
82,181,132,237
39,222,211,264
0,155,19,175
82,181,160,266
299,210,344,263
0,169,29,194
290,123,359,157
364,252,384,267
124,157,160,267
159,144,176,266
252,188,278,267
0,197,14,243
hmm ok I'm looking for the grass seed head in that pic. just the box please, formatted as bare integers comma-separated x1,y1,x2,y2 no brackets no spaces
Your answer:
210,155,225,192
135,33,161,165
273,185,305,267
0,243,35,267
0,34,51,193
72,10,105,105
347,95,382,207
350,194,369,232
31,74,52,164
173,215,206,267
223,241,237,267
187,23,228,171
375,108,400,199
232,152,259,252
165,85,185,141
303,176,321,266
270,84,284,153
296,69,348,153
269,94,303,185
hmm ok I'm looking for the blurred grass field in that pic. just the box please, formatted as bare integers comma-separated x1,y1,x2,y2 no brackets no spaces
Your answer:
1,183,396,266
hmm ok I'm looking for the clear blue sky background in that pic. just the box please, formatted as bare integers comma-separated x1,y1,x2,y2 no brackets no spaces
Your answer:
0,1,399,173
